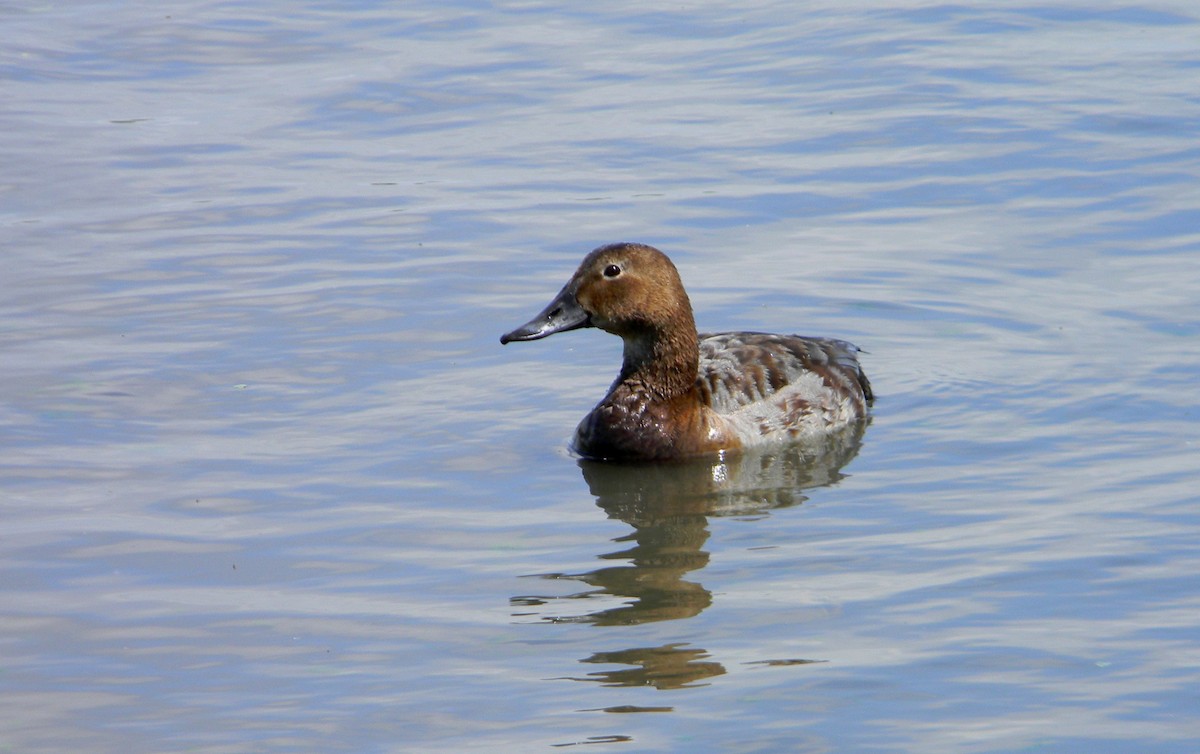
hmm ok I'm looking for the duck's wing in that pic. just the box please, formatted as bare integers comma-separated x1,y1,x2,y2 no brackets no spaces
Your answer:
696,332,872,415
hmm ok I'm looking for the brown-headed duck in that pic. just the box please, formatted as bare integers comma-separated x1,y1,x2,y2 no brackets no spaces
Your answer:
501,242,872,461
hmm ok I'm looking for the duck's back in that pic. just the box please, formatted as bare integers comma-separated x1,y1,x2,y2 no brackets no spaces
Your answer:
696,332,872,443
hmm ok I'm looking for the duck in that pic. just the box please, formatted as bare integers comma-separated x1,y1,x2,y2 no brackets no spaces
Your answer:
500,242,872,461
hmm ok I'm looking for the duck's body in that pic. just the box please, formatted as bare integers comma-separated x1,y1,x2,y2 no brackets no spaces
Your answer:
501,243,872,461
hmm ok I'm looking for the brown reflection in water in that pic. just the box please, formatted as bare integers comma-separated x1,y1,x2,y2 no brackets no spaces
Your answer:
550,734,634,747
512,422,866,628
567,642,725,689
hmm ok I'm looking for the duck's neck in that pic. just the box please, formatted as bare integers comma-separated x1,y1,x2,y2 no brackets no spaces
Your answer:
576,325,707,461
615,326,699,401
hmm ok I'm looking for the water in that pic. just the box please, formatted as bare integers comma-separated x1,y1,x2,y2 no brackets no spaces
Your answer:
3,1,1199,752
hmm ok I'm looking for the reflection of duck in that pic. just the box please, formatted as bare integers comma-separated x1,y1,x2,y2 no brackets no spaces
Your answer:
501,242,872,461
510,424,867,627
582,420,867,518
570,643,725,690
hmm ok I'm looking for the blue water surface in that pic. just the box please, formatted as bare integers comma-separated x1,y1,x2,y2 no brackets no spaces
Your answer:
3,2,1199,752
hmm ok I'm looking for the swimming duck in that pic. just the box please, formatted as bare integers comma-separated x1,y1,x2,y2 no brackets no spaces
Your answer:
501,243,872,461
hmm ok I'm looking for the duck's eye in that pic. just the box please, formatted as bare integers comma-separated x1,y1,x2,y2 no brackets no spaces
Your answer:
603,264,622,278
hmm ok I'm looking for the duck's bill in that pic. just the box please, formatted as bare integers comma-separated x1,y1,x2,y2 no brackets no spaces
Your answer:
500,286,591,343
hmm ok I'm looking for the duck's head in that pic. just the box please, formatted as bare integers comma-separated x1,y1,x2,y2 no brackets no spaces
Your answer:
500,242,695,345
